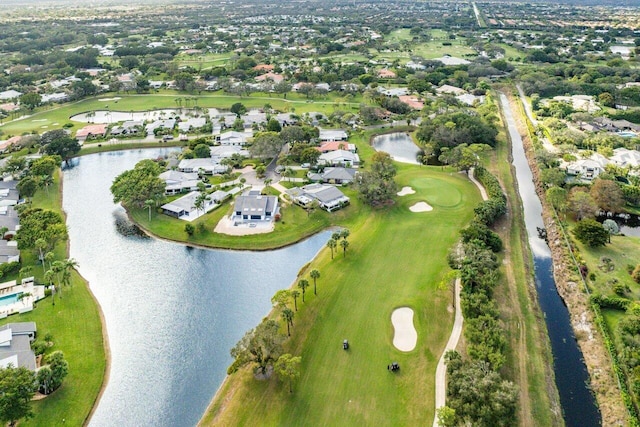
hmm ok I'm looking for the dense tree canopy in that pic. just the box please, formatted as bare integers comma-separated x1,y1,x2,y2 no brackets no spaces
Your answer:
573,218,609,247
249,132,284,159
41,130,81,163
417,111,498,157
15,208,67,251
0,365,37,427
111,159,166,209
229,319,284,375
355,151,398,207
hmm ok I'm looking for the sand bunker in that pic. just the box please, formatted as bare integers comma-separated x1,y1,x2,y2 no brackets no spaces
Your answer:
214,215,274,236
392,307,417,351
409,202,433,212
98,97,122,102
397,186,415,196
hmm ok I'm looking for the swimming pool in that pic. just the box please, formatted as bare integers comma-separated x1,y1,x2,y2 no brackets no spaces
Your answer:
0,292,21,308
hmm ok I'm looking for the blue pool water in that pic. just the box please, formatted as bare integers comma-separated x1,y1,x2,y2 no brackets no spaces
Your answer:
0,293,21,307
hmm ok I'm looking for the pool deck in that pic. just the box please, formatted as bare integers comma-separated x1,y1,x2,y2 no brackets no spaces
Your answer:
0,277,46,318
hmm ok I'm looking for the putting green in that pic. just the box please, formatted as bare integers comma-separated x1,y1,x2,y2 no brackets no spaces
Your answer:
409,177,463,207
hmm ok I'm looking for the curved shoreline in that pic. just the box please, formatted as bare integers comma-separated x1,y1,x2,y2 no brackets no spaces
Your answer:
56,170,112,426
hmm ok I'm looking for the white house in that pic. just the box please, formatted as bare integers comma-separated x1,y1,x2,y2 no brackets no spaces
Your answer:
159,170,202,195
307,167,357,184
611,148,640,169
217,131,248,146
565,158,607,180
318,150,360,167
233,192,279,223
319,129,348,142
177,117,207,133
178,158,228,175
288,183,350,212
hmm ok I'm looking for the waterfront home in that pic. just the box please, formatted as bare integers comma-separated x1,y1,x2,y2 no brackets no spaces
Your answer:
0,205,20,240
0,240,20,264
0,278,46,318
146,119,176,136
161,191,222,221
210,146,249,162
288,183,350,212
76,124,107,142
318,150,360,167
564,155,608,181
233,192,279,223
307,167,357,184
159,170,203,195
178,117,207,133
0,322,37,370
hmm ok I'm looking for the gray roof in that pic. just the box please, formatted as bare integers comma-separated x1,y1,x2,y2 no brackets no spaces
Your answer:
161,191,201,214
0,323,37,371
0,206,20,231
0,240,20,258
234,194,278,215
322,167,356,181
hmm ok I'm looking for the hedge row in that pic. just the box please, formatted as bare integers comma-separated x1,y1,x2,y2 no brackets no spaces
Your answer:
473,166,507,226
591,294,632,311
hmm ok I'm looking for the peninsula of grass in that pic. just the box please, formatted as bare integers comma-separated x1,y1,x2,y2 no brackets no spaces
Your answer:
130,187,364,251
0,176,106,426
200,165,481,426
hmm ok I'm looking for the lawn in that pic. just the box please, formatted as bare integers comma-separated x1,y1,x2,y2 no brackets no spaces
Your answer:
199,165,481,426
0,90,362,136
412,40,476,60
0,175,106,426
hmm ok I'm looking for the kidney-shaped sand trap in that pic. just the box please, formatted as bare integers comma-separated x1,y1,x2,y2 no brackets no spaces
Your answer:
409,201,433,212
397,186,415,196
392,307,417,351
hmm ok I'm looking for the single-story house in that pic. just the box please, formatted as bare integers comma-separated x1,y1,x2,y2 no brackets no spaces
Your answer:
317,141,357,153
0,322,37,370
0,240,20,265
146,119,176,136
159,170,202,195
434,55,471,66
161,191,216,219
319,129,348,142
0,136,22,153
255,72,284,83
436,85,467,96
217,131,248,146
377,69,397,79
456,94,485,106
307,167,357,184
0,90,22,101
318,150,360,167
41,93,69,103
178,158,228,175
0,205,21,239
178,117,207,133
288,183,350,212
210,145,249,162
377,87,409,97
0,181,20,207
611,148,640,168
233,192,279,222
76,124,107,141
398,95,424,110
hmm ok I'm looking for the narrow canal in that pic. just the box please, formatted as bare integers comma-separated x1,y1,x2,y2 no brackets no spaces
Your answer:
62,149,329,427
500,93,601,426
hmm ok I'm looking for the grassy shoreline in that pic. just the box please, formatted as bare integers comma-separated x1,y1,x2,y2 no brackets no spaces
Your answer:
0,172,106,426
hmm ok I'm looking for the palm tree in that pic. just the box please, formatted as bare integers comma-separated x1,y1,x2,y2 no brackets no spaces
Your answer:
35,238,48,273
340,239,350,257
340,229,350,240
62,258,79,287
264,178,273,191
193,192,210,217
144,199,155,222
310,269,320,295
0,226,7,240
297,279,309,303
290,290,300,311
332,231,341,241
282,308,294,336
327,238,337,260
40,175,54,195
44,269,56,305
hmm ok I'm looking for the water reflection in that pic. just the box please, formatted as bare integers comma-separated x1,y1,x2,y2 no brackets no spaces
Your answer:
371,132,421,164
62,149,329,427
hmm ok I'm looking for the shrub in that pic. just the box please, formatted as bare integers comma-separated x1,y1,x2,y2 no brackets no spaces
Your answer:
633,264,640,284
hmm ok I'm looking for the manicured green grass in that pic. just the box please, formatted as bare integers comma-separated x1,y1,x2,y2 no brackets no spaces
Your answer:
200,165,481,426
0,175,106,426
412,40,476,60
0,91,362,136
132,187,364,251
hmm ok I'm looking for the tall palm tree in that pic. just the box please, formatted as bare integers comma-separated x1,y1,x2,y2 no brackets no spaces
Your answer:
340,239,350,257
282,308,294,336
62,258,79,287
297,279,309,303
340,229,350,240
40,175,54,195
327,239,337,260
310,269,320,295
35,238,48,273
144,199,155,222
290,290,300,311
193,192,210,217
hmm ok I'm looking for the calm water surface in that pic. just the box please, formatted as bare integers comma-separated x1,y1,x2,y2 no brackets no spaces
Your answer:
62,149,329,427
371,132,420,164
501,93,600,426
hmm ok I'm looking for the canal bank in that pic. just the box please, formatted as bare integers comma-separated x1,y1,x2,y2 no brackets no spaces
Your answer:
501,91,627,425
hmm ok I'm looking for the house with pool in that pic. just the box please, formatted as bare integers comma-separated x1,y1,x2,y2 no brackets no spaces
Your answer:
0,277,46,318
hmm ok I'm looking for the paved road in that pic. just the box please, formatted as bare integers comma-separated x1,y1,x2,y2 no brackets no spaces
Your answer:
432,168,487,426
